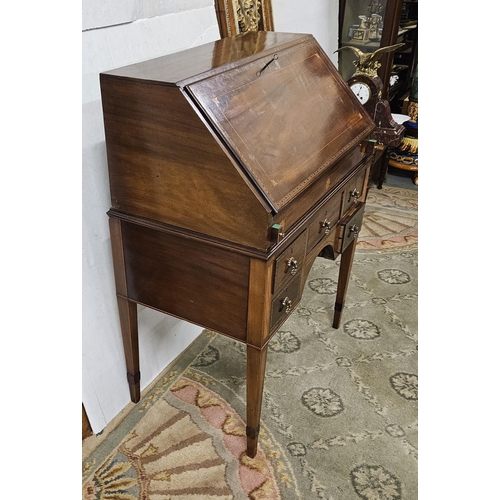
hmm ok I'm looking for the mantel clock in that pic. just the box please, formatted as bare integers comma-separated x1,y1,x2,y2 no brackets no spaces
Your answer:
336,43,405,146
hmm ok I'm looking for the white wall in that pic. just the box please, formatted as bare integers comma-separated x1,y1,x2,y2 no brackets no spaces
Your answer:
82,0,339,434
273,0,339,65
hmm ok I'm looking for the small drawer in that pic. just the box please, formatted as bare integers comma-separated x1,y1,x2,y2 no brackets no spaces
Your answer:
335,203,365,253
270,276,301,331
273,230,307,292
342,169,366,216
306,194,342,253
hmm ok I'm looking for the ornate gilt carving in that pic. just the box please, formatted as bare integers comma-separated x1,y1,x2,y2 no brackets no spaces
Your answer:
215,0,274,38
237,0,261,33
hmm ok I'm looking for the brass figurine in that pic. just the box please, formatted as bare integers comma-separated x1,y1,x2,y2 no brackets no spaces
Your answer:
335,43,404,78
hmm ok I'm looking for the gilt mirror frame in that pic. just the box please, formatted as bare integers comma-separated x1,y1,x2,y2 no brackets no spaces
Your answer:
214,0,275,38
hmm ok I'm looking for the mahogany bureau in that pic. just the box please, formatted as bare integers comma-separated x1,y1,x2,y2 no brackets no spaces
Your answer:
100,31,375,458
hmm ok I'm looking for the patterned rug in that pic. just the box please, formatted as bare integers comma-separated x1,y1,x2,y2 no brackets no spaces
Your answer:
83,185,417,500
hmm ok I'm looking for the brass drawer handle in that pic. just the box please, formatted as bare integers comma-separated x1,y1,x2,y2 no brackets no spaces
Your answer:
286,257,298,276
281,296,292,313
350,188,360,203
321,219,332,235
349,224,359,237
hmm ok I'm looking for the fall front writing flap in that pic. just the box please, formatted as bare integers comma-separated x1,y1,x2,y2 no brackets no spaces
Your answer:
186,34,374,212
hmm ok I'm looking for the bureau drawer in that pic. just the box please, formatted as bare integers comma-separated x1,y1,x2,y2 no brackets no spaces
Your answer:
306,193,342,253
273,230,307,292
335,202,365,253
270,276,302,331
342,169,366,216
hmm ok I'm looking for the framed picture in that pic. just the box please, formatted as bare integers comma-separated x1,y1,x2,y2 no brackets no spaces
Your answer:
214,0,274,38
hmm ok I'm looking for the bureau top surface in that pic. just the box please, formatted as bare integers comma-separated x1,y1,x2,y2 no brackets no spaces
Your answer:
101,31,308,86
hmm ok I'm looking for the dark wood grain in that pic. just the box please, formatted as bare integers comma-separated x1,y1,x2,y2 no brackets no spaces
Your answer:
101,32,307,86
246,258,274,348
333,237,358,329
342,169,368,216
305,194,342,254
121,220,250,340
273,151,370,241
270,277,302,331
101,32,375,457
187,37,374,211
109,217,140,401
109,218,127,296
101,78,271,250
336,203,365,254
273,230,307,293
117,295,140,402
246,344,268,458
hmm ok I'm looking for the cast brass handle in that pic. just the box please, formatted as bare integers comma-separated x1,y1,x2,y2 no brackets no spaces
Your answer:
321,219,331,235
287,257,298,275
281,297,292,313
350,188,360,203
349,224,359,237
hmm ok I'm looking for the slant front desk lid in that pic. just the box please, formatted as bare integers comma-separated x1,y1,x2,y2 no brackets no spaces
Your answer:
102,32,374,213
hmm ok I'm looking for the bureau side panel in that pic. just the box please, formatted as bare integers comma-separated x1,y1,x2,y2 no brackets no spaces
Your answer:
121,221,249,341
100,76,269,249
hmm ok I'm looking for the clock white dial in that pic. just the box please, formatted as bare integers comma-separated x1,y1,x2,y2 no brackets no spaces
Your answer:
350,82,371,105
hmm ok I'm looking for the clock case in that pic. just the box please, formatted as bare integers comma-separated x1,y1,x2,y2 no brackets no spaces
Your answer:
348,73,404,146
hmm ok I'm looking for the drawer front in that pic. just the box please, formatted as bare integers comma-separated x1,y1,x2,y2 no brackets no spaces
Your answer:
273,230,307,292
270,277,302,331
335,203,365,253
272,146,368,240
342,169,366,216
306,194,342,253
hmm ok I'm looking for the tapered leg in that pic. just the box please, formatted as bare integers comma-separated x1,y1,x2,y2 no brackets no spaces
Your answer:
117,295,141,403
109,217,141,403
333,237,358,329
246,344,268,458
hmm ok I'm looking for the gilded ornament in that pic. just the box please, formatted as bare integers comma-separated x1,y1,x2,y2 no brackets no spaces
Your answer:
236,0,261,33
335,43,404,78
